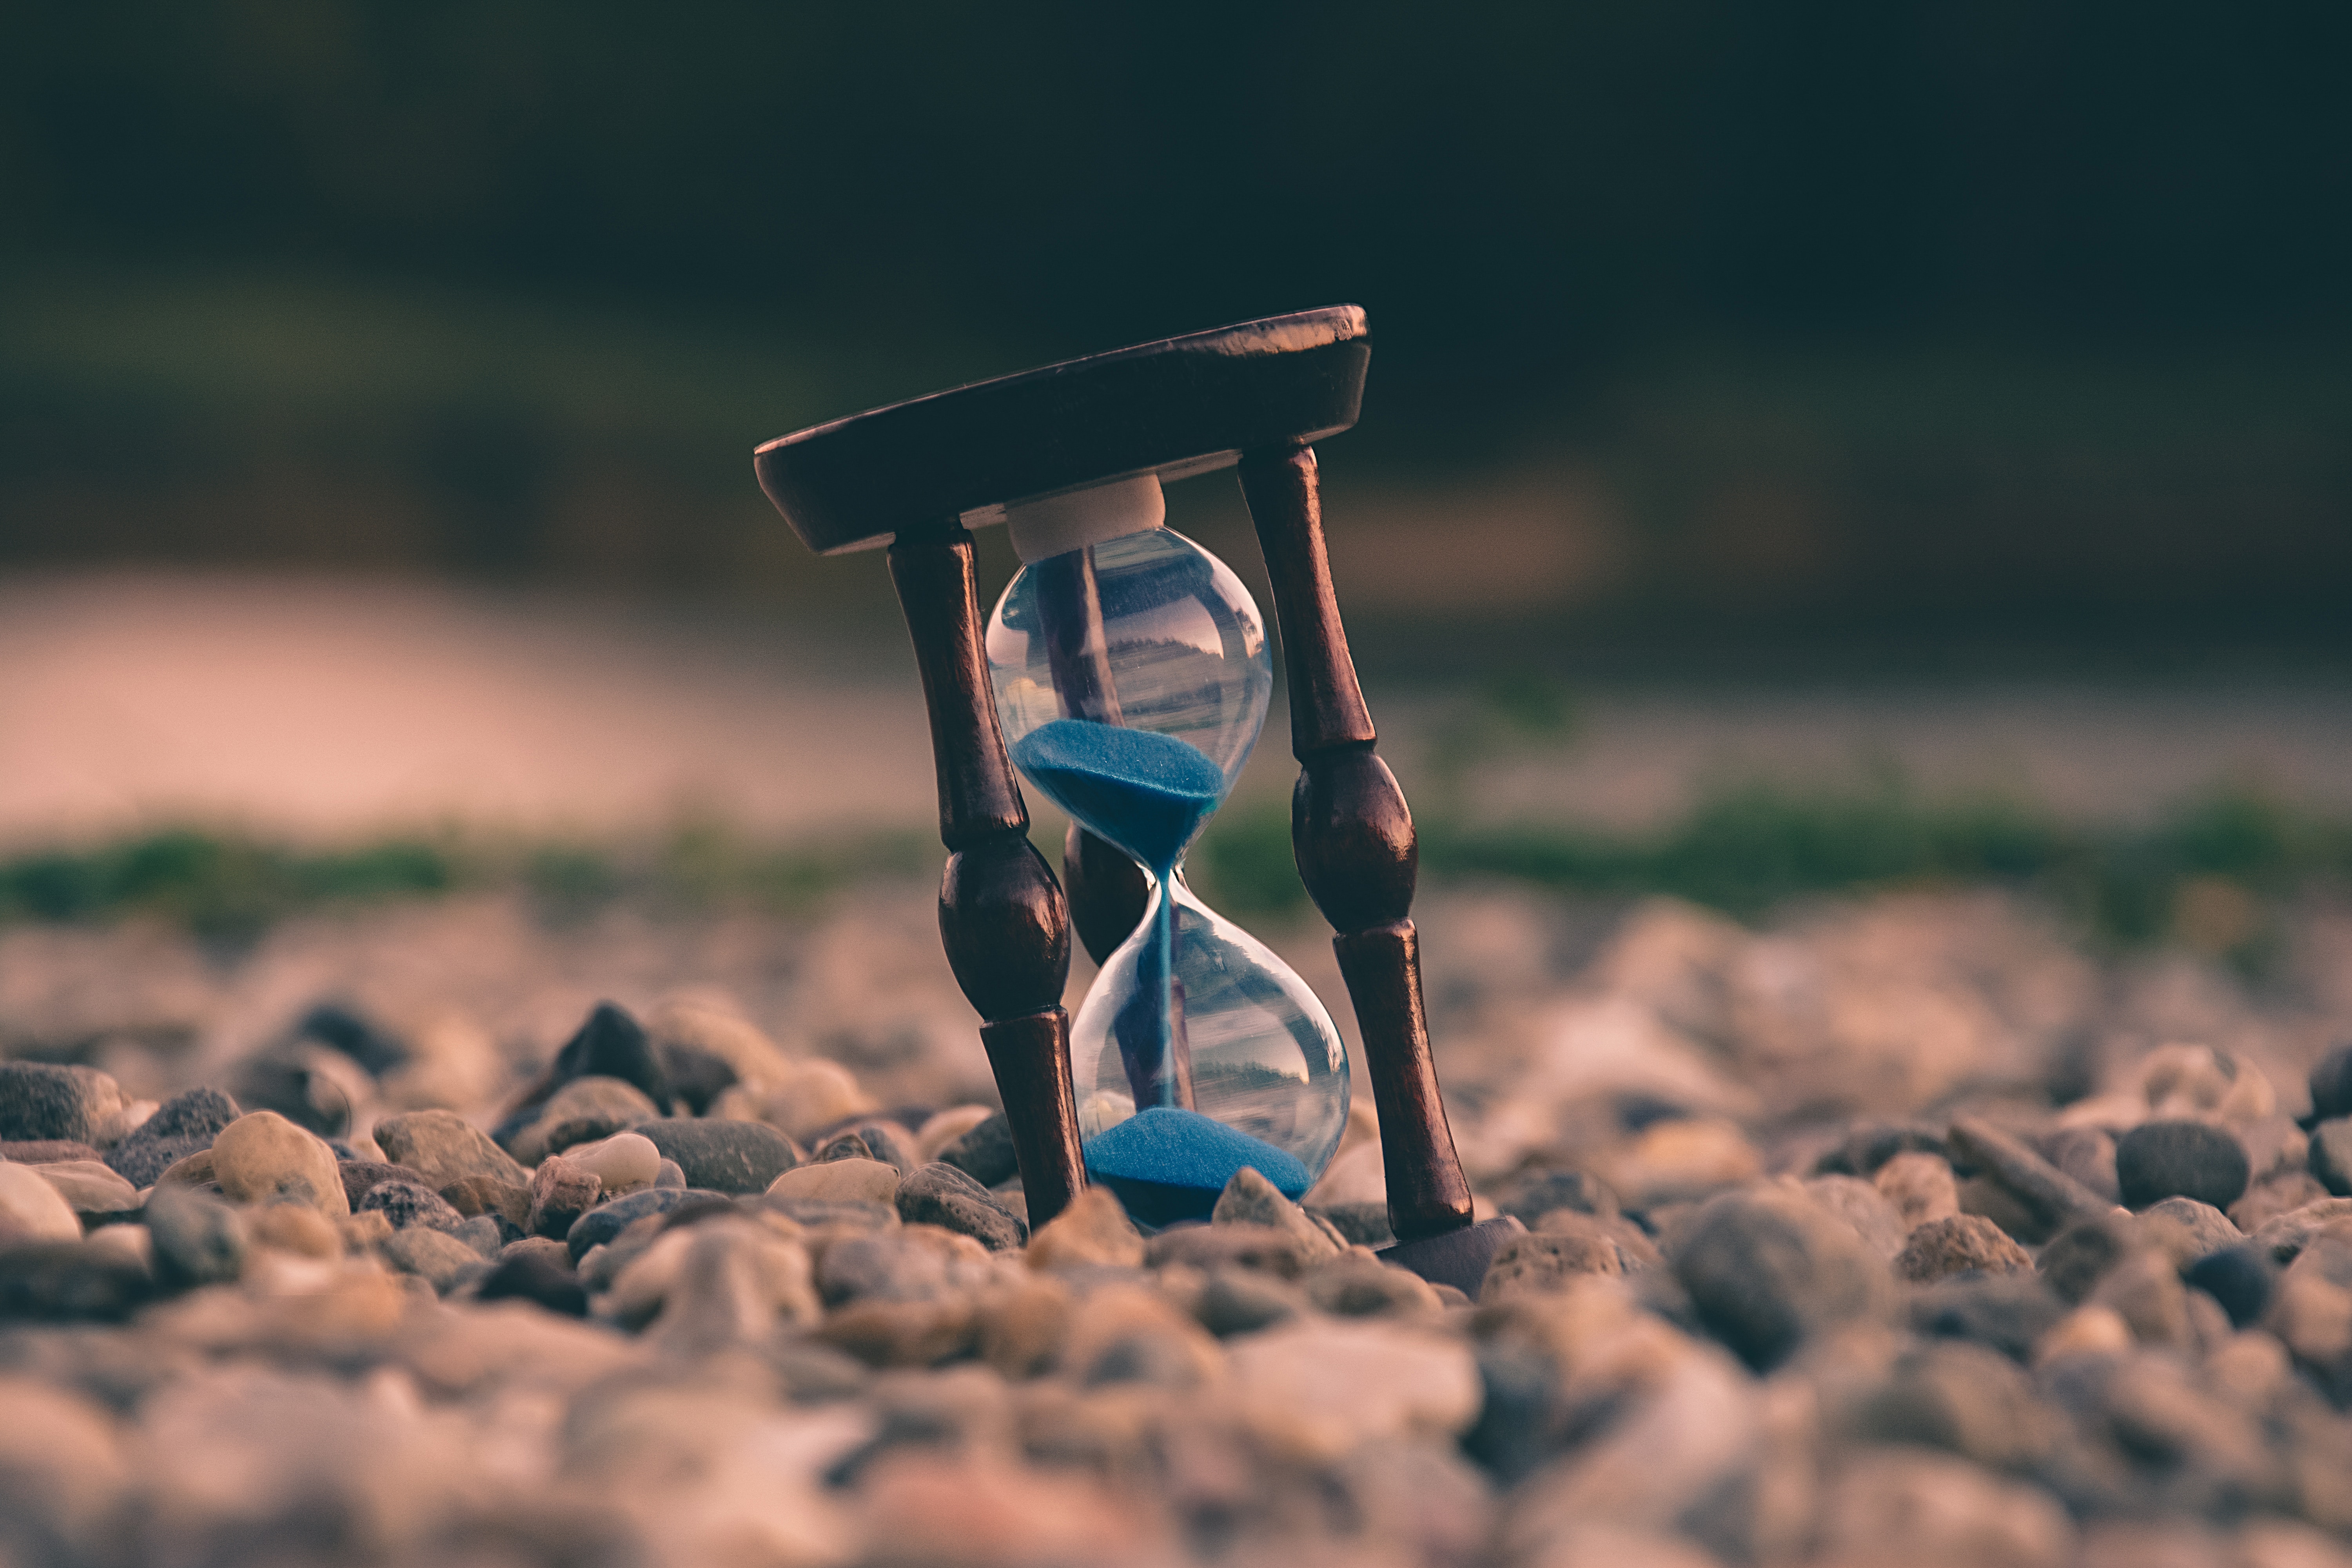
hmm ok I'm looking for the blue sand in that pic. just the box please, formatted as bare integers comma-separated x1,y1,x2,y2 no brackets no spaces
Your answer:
1009,719,1225,874
1085,1106,1311,1227
1011,719,1229,1110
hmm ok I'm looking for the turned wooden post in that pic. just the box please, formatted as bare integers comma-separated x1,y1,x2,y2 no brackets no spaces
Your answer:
1236,444,1477,1243
887,523,1085,1227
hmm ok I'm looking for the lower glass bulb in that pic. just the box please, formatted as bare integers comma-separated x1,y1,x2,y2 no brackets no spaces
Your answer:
1069,873,1349,1226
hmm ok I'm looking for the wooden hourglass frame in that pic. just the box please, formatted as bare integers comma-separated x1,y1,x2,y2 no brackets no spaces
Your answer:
753,307,1521,1289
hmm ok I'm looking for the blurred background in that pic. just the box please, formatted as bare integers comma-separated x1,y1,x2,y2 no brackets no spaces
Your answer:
4,0,2352,969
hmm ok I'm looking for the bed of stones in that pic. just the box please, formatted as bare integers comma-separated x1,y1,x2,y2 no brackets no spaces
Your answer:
5,885,2352,1568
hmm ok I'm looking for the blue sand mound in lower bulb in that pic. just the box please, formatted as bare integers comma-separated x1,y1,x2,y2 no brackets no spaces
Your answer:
1009,719,1225,873
1084,1106,1312,1227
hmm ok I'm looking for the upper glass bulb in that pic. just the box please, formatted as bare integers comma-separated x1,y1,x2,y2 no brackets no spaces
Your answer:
984,480,1348,1224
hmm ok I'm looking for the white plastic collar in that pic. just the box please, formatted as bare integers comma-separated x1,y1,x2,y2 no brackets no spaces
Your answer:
1003,473,1166,563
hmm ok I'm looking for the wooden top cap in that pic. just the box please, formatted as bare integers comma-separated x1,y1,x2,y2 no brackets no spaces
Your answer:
753,306,1370,555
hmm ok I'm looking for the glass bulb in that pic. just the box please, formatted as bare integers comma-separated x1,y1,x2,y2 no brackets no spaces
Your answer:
987,524,1350,1225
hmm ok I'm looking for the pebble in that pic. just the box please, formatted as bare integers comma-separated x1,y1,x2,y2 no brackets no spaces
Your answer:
1673,1187,1889,1370
565,1185,721,1260
0,1062,125,1146
0,1157,85,1242
635,1116,800,1193
1858,1339,2055,1470
356,1176,467,1232
31,1159,140,1214
896,1160,1027,1250
1873,1149,1961,1229
1824,1120,1948,1175
1190,1265,1307,1337
334,1158,413,1209
0,1138,103,1163
102,1085,241,1187
1911,1273,2067,1362
2185,1244,2276,1328
2136,1194,2241,1266
2255,1198,2352,1265
0,1241,152,1322
2310,1118,2352,1196
2037,1214,2139,1304
820,1119,917,1173
1480,1222,1625,1303
532,1000,676,1117
818,1223,995,1307
1226,1317,1482,1462
247,1201,340,1259
2116,1118,2251,1210
528,1154,601,1238
1146,1221,1316,1278
563,1130,662,1194
2040,1125,2123,1203
2310,1044,2352,1123
1301,1250,1443,1317
438,1172,532,1230
1211,1163,1344,1263
143,1189,246,1288
506,1073,662,1165
767,1154,900,1207
1495,1165,1621,1225
1024,1187,1144,1271
1895,1213,2034,1282
1947,1116,2116,1238
380,1224,485,1292
640,1220,821,1355
370,1108,531,1190
476,1238,587,1316
1818,1447,2073,1568
1801,1173,1909,1258
209,1110,349,1217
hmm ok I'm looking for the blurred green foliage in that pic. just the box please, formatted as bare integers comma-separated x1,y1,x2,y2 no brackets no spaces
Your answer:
2,789,2342,964
1192,780,2351,967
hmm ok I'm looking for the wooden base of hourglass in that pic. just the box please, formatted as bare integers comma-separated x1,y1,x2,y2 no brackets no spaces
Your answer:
886,523,1087,1230
1236,444,1524,1293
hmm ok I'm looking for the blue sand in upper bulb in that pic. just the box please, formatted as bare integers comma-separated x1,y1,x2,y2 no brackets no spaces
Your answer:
1008,719,1225,875
1084,1106,1313,1228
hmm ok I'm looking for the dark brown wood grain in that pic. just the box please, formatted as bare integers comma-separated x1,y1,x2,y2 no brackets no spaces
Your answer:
887,522,1085,1226
1237,446,1375,758
1238,443,1476,1245
1334,921,1474,1239
980,1008,1086,1228
1062,821,1150,966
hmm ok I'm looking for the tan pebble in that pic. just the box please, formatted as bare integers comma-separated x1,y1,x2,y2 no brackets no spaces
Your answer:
978,1272,1071,1378
0,1161,85,1241
1874,1151,1960,1229
1893,1214,2031,1283
339,1209,394,1251
211,1111,349,1218
1481,1223,1623,1305
31,1159,139,1213
84,1223,152,1268
563,1131,661,1194
1025,1188,1144,1271
767,1156,900,1207
2034,1304,2134,1366
249,1203,342,1259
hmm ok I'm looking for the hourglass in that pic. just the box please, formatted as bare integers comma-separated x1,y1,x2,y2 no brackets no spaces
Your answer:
752,307,1521,1288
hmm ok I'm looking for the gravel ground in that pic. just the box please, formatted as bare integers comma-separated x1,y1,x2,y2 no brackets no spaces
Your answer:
7,881,2352,1567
